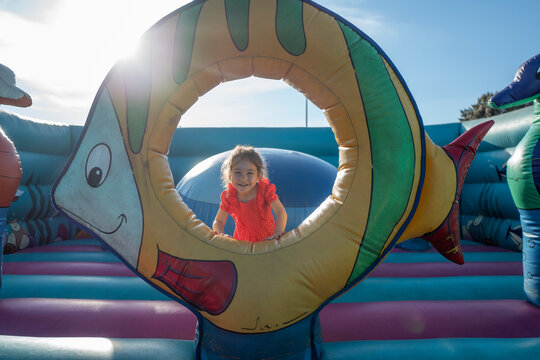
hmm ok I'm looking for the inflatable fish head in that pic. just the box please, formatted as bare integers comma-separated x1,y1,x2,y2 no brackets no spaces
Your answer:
53,90,144,268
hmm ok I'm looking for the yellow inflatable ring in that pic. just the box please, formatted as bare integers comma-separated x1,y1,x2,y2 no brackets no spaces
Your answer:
53,0,461,338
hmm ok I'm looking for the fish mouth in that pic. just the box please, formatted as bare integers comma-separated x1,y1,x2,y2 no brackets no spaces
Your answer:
60,207,127,235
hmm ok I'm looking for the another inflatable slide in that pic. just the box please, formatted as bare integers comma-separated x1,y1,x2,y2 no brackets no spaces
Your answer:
1,0,540,359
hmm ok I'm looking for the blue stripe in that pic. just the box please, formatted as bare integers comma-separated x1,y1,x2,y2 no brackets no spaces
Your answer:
1,275,169,300
0,337,539,359
333,275,523,303
47,238,101,246
385,251,522,263
323,338,540,360
0,337,194,360
3,251,121,263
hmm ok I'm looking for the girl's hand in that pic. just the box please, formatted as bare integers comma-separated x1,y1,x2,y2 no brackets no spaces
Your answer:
213,230,231,238
264,232,285,241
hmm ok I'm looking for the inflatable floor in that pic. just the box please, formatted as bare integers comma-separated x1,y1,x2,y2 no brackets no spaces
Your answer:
0,237,537,359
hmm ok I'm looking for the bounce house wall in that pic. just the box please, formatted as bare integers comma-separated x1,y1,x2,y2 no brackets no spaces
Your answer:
168,127,340,183
454,107,533,251
424,123,462,146
0,106,533,252
0,110,79,251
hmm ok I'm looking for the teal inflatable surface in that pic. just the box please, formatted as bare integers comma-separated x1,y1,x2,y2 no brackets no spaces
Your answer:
0,111,79,252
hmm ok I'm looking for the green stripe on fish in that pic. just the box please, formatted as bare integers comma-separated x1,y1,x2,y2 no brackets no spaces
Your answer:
225,0,250,51
276,0,306,56
173,3,204,85
339,22,416,285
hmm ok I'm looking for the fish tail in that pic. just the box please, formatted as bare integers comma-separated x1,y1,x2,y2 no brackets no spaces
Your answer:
421,120,494,264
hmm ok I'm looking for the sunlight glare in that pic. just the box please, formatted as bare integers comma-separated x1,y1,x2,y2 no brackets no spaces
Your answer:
0,0,185,123
47,337,114,355
0,0,327,127
180,77,327,128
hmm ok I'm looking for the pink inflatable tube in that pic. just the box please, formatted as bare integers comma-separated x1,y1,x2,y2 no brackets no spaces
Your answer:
17,245,106,253
320,300,540,341
0,299,197,339
370,261,522,277
1,298,538,341
393,243,512,253
3,260,521,278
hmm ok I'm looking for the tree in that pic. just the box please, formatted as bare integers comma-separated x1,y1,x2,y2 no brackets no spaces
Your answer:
459,91,531,121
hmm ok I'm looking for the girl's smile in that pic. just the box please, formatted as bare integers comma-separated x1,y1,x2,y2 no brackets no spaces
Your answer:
230,159,260,201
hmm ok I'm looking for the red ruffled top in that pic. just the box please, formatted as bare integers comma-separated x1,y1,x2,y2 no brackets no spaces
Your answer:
220,178,279,243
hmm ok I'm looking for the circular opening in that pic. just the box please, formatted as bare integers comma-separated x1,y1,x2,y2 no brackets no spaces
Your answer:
169,77,339,248
178,77,328,127
146,54,369,255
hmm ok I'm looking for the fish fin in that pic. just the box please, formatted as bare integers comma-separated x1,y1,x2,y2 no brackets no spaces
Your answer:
152,249,237,315
0,95,32,108
421,120,494,265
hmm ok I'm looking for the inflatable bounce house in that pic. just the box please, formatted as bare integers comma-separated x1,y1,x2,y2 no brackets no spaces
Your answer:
1,0,539,359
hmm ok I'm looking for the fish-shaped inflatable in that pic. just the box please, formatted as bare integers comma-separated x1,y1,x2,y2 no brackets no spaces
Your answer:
490,53,540,307
52,1,493,358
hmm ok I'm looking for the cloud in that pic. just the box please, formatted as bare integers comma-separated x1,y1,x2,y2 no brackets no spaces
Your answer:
0,0,344,126
0,0,186,124
215,77,289,95
180,78,296,127
316,0,397,42
179,77,328,128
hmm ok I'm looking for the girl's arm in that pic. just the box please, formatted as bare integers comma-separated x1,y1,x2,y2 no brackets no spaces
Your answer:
269,199,287,238
213,209,229,235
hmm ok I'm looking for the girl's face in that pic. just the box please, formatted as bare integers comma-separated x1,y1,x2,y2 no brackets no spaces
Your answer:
229,159,260,196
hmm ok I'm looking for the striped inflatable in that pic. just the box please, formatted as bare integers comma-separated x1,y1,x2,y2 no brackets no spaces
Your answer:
1,238,538,359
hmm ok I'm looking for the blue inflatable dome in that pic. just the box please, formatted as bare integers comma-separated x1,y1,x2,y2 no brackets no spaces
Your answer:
177,148,337,235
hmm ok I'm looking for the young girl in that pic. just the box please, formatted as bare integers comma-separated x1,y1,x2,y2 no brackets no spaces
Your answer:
213,145,287,243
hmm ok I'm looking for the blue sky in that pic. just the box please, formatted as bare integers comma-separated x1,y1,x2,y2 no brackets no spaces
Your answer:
1,0,538,127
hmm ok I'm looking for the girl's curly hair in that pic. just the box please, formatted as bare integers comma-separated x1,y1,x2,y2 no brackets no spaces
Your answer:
221,145,267,187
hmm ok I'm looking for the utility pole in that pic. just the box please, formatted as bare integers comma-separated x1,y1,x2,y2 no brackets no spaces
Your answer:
305,97,308,127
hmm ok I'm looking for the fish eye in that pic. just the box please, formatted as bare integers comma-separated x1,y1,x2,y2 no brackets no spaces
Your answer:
85,143,112,188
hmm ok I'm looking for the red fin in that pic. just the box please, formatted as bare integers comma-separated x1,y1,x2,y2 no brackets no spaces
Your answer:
0,95,32,108
422,120,494,265
153,249,237,315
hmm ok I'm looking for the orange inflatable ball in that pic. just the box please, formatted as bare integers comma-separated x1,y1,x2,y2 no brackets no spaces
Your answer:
0,129,22,207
